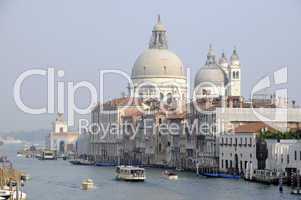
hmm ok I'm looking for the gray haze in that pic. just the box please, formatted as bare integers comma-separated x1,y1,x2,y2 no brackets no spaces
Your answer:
0,0,300,132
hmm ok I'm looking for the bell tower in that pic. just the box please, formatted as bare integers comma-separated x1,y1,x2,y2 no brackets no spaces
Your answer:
229,47,241,97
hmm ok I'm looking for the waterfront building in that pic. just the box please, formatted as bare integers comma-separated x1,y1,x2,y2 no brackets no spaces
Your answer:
90,98,143,164
266,139,301,174
219,122,273,174
46,113,79,154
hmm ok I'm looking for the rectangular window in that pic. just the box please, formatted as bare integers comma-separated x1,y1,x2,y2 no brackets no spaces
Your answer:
225,160,228,169
295,151,297,161
230,160,233,168
221,160,224,168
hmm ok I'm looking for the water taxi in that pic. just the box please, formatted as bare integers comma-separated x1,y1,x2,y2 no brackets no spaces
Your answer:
39,150,56,160
162,170,178,180
81,179,94,190
251,169,279,185
115,166,145,181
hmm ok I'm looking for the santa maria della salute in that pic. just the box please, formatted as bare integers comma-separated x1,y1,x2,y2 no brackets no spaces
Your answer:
78,15,301,172
130,15,241,112
6,1,301,199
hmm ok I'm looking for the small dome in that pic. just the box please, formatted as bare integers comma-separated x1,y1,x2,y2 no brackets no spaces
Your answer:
131,49,185,79
194,64,227,87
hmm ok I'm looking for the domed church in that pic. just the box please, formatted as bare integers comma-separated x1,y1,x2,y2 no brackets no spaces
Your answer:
194,45,241,99
131,16,187,110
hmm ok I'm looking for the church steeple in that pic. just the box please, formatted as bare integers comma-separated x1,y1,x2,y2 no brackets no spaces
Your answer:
149,15,168,49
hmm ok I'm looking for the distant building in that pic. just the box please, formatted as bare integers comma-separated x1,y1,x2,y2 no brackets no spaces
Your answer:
219,123,265,174
46,113,79,154
266,139,301,174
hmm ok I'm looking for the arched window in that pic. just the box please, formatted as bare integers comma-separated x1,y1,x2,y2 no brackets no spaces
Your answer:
232,71,236,79
236,71,239,79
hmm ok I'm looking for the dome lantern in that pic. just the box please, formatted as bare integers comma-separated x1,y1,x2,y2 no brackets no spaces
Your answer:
149,15,168,49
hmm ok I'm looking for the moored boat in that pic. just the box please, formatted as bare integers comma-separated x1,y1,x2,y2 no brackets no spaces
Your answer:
199,172,240,179
95,161,116,167
162,170,178,180
69,159,94,166
199,172,220,178
116,166,145,181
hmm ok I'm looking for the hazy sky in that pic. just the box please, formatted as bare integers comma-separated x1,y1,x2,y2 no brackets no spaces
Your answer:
0,0,300,132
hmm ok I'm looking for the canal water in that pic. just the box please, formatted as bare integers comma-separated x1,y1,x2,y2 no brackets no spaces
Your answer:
1,144,299,200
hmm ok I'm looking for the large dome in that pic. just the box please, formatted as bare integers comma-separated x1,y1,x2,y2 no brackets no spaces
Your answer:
194,64,227,87
131,49,186,79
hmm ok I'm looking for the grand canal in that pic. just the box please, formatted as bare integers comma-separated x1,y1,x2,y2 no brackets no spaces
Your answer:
1,144,299,200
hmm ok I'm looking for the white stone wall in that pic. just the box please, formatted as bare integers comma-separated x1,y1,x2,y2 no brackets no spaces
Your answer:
219,133,257,173
266,139,301,172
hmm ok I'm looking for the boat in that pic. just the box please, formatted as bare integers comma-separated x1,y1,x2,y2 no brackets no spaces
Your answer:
0,190,11,200
69,159,94,166
199,172,240,179
20,173,31,182
291,189,301,195
251,170,279,185
81,179,94,190
199,172,220,178
115,166,145,181
175,168,184,172
162,170,178,180
219,173,240,179
39,150,56,160
95,161,116,167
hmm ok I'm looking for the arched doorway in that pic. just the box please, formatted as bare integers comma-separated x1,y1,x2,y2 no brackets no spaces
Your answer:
59,141,65,154
234,154,239,174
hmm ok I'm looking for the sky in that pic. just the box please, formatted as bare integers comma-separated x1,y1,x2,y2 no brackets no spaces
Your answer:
0,0,300,132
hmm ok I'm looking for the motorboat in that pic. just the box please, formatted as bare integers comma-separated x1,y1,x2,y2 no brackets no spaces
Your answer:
0,190,11,200
20,173,31,182
81,179,94,190
162,170,178,180
116,166,145,181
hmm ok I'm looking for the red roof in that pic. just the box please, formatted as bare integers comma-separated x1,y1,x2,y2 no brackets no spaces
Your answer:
232,122,276,134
